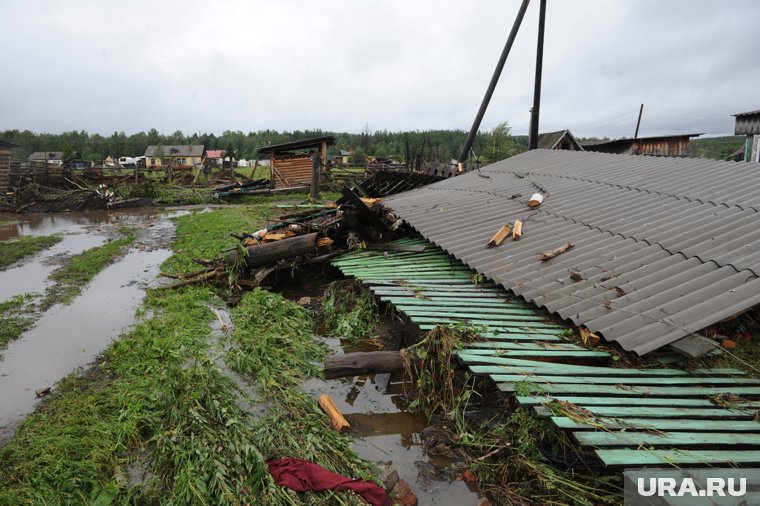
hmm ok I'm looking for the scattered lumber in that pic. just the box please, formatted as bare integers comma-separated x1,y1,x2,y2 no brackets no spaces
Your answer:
512,220,523,240
487,223,512,248
224,232,318,268
537,242,573,261
579,327,600,347
324,351,408,379
318,394,351,433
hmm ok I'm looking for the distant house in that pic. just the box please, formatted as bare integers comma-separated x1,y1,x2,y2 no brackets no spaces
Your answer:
339,149,353,165
205,149,224,167
733,109,760,162
144,145,205,167
582,133,702,157
0,139,17,193
537,130,584,151
28,151,64,165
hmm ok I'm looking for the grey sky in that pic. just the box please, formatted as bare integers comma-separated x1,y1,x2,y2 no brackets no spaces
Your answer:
1,0,757,138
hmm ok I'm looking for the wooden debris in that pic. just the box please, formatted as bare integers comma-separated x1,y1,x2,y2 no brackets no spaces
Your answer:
318,394,351,433
324,351,408,379
537,242,573,261
528,193,544,207
569,271,584,281
360,197,382,207
486,223,512,248
262,233,288,241
579,327,601,347
316,237,334,249
215,310,228,332
512,220,523,240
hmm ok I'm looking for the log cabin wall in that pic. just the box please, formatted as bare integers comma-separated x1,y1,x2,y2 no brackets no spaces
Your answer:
271,153,313,188
0,146,11,193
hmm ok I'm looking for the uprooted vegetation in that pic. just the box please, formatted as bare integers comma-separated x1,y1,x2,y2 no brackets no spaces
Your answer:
0,205,383,505
322,280,380,341
402,325,623,505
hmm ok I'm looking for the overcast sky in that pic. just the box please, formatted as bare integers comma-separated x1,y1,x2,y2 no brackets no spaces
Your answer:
1,0,758,139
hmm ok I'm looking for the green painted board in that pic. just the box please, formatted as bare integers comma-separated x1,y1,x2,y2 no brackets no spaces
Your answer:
595,449,760,466
516,396,722,407
475,333,563,342
534,405,754,419
401,312,550,323
498,382,760,397
394,305,539,316
550,416,760,431
459,358,726,376
345,267,473,276
488,373,759,386
379,298,516,307
575,431,760,447
461,349,608,358
414,317,562,328
370,286,502,294
456,343,584,353
363,278,480,285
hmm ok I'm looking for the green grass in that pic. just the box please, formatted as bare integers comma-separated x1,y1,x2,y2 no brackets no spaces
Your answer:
42,229,137,308
0,293,38,353
0,235,62,270
0,205,378,505
322,281,379,340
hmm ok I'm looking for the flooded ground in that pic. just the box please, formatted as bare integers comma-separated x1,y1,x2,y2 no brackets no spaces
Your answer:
0,209,180,442
302,337,484,505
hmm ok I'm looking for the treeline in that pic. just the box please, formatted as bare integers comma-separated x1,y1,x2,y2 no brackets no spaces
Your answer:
1,128,505,164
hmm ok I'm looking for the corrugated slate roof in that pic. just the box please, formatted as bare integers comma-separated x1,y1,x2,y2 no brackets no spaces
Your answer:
384,149,760,355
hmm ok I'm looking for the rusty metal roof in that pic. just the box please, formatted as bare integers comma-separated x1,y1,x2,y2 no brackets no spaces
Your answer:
384,149,760,355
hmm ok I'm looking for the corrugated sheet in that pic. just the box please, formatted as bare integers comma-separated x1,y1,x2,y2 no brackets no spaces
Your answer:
384,149,760,355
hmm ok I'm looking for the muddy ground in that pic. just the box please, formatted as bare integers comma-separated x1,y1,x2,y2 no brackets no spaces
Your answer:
0,206,488,505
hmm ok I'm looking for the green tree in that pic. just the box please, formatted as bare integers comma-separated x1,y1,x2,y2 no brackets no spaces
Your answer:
484,121,518,163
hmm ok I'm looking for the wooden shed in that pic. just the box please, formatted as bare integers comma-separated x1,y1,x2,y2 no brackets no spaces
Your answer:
582,133,702,157
257,136,335,190
734,109,760,162
0,140,17,194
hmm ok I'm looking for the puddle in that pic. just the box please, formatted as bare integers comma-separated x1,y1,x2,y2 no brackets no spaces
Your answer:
302,337,484,505
0,209,178,442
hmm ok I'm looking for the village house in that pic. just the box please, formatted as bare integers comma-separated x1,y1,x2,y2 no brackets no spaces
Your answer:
734,109,760,162
582,133,702,157
28,151,64,165
144,145,205,167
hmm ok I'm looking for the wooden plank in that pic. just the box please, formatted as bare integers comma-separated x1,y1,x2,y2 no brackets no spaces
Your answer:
498,382,760,397
534,405,754,419
380,297,519,307
575,431,760,447
455,342,585,352
414,318,563,328
516,395,721,407
475,333,564,342
595,449,760,466
550,416,760,432
398,307,547,317
487,373,759,386
459,357,728,376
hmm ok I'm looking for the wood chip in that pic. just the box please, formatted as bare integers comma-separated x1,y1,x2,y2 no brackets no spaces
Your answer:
537,242,573,261
487,223,512,248
512,220,523,240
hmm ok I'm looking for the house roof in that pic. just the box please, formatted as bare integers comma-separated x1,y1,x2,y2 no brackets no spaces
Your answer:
257,136,336,155
0,140,18,149
733,109,760,118
384,149,760,356
29,151,63,160
206,149,224,158
144,145,205,157
582,133,702,150
537,130,584,151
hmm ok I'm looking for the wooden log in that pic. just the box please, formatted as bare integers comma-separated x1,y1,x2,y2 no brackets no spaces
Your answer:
512,220,523,240
537,242,573,261
318,394,350,433
324,351,407,379
224,232,318,268
487,223,512,248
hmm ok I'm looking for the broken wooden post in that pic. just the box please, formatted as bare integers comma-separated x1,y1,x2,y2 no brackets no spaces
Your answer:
224,232,318,268
537,242,573,261
324,351,407,379
487,223,512,248
318,394,350,432
512,219,523,240
311,153,320,200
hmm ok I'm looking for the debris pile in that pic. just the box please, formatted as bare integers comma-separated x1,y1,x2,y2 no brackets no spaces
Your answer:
162,188,402,293
211,178,269,197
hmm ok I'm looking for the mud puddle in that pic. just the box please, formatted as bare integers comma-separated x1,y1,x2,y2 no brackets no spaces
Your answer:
0,209,184,442
302,337,483,505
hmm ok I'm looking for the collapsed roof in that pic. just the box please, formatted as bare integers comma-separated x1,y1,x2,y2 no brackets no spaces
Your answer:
384,149,760,356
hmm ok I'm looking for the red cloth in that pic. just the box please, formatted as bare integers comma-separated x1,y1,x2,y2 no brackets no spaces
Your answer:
266,457,391,506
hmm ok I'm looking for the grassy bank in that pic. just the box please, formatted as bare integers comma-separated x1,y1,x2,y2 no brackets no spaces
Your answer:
0,294,37,353
0,202,378,505
0,235,62,270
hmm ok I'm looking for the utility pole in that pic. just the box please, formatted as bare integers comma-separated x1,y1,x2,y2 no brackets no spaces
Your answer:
457,0,531,164
528,0,547,150
634,103,644,138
